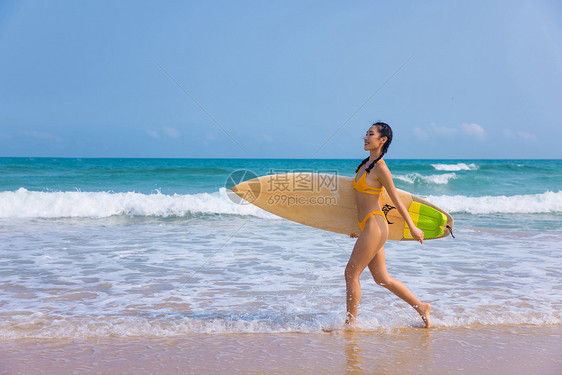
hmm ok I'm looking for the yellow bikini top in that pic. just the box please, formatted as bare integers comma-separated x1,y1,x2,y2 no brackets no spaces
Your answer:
353,159,384,195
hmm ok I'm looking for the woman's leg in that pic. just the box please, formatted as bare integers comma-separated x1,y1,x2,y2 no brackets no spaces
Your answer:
368,249,431,327
345,216,387,326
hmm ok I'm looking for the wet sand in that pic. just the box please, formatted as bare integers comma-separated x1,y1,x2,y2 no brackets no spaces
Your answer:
1,325,561,374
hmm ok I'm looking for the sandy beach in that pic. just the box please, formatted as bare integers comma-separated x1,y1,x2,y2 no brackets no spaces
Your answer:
1,325,560,374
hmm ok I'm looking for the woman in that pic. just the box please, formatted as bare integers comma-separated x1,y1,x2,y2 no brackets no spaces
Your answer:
345,122,431,328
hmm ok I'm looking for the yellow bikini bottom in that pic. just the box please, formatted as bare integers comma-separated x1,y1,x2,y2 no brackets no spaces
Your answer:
357,210,385,231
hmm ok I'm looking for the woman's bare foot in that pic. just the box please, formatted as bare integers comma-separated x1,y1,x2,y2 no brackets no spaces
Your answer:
344,313,358,330
414,302,431,328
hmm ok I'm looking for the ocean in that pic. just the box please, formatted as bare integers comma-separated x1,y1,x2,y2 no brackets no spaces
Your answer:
0,158,561,339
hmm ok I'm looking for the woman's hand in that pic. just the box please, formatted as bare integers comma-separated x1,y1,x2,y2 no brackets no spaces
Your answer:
410,227,424,244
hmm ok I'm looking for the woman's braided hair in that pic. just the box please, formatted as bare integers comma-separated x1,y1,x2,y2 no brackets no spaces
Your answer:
355,122,393,174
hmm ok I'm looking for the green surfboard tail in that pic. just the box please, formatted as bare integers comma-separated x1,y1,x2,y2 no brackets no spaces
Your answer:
404,201,447,239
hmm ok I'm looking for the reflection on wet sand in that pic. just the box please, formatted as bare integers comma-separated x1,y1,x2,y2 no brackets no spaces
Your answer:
1,326,560,374
343,328,433,374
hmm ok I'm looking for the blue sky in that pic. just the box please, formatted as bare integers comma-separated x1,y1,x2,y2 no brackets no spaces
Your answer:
1,0,561,159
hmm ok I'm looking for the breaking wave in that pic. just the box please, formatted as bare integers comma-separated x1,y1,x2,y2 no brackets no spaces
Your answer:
0,188,275,219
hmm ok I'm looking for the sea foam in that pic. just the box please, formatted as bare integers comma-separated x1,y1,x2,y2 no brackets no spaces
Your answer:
427,191,562,214
1,308,560,339
1,188,561,218
431,163,478,171
0,187,276,219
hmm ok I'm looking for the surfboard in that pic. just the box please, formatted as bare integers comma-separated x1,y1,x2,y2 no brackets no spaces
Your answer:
229,172,454,241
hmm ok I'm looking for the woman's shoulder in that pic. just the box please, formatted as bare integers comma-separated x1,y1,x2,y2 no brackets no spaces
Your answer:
374,159,391,176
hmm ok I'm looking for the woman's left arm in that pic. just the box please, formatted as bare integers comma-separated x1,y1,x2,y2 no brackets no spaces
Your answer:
376,164,424,244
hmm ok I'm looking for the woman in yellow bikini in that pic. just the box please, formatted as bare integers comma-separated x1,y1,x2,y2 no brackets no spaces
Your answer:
345,122,431,328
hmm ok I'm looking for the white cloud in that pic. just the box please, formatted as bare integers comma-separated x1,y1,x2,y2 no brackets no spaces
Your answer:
517,131,537,141
415,122,487,142
21,131,62,142
431,123,458,136
503,129,515,138
502,129,537,141
147,127,182,140
461,123,486,140
146,129,160,139
163,127,181,139
414,123,457,140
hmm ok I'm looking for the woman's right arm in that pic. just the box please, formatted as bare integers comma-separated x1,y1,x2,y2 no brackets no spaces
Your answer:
376,164,424,244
